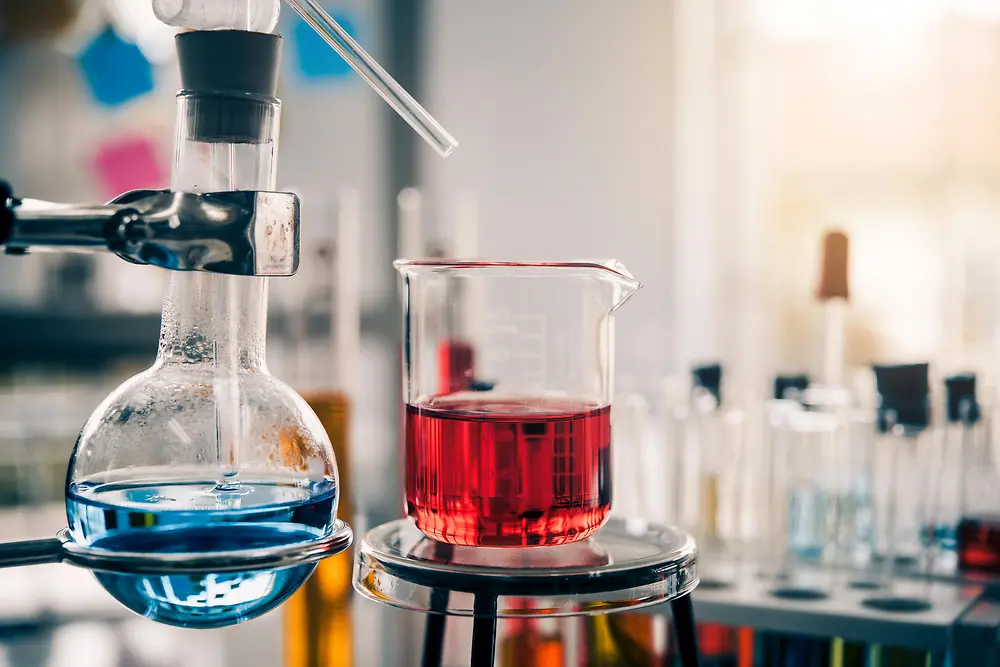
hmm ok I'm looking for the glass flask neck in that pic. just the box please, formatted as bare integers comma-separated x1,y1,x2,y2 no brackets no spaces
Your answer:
155,92,280,372
156,274,269,371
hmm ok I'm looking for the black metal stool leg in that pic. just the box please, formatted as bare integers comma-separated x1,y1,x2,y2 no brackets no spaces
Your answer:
670,593,701,667
421,588,450,667
470,594,498,667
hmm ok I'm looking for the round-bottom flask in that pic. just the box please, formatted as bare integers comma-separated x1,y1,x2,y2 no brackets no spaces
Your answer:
65,30,339,628
65,333,340,628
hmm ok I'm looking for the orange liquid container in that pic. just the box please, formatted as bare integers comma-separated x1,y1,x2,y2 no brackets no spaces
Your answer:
500,616,565,667
284,391,353,667
583,613,658,666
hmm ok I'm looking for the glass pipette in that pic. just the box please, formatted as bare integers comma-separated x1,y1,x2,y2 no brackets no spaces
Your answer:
282,0,459,157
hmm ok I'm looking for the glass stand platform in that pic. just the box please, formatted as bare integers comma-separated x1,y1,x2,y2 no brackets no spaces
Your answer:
353,516,703,667
0,519,355,574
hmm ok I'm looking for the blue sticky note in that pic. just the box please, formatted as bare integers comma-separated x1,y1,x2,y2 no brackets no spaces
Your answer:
78,27,154,108
292,10,358,80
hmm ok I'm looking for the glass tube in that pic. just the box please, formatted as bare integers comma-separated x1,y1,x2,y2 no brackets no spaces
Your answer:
284,191,360,667
923,413,966,571
282,0,458,157
870,412,929,589
167,92,280,492
758,397,803,576
769,410,839,594
957,398,1000,573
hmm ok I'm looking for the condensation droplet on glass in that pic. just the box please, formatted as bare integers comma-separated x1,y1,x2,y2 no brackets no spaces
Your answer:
307,457,324,483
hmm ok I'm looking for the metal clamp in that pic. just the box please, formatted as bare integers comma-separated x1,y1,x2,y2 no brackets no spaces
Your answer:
1,182,300,277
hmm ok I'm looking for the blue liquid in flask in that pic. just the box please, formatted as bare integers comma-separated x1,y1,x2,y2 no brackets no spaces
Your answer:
66,479,337,628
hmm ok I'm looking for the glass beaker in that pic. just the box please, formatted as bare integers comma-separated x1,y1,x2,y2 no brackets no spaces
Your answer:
395,260,640,547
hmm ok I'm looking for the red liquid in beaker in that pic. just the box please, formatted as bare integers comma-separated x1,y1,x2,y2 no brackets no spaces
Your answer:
958,514,1000,573
405,398,612,546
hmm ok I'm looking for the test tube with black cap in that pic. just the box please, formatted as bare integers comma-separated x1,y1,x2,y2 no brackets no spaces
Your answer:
924,374,980,563
870,363,931,590
952,375,1000,573
689,363,723,545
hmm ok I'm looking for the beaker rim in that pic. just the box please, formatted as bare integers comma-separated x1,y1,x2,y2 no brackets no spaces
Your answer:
393,259,640,287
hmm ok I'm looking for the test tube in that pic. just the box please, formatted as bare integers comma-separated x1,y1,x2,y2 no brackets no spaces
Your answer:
581,394,660,667
923,374,979,572
953,375,1000,573
662,375,691,528
869,364,931,594
686,363,749,557
617,394,654,517
770,409,840,595
691,364,724,548
438,193,480,394
282,0,459,157
283,191,361,667
397,188,423,260
757,376,807,578
687,364,742,665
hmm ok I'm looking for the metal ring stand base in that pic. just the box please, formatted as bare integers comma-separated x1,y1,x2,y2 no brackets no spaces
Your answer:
355,517,703,667
419,592,701,667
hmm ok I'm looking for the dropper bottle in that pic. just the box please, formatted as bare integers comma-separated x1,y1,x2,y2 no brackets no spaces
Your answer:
817,231,849,388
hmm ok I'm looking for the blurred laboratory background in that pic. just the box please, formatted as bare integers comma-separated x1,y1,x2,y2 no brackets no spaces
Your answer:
6,0,1000,665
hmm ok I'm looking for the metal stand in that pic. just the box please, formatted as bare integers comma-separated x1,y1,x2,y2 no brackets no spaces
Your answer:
355,517,702,667
671,592,701,667
470,595,498,667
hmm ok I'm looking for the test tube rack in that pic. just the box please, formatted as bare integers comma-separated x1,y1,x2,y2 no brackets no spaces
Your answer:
640,556,1000,665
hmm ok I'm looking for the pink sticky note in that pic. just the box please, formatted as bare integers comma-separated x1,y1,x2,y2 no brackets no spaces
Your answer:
93,135,167,199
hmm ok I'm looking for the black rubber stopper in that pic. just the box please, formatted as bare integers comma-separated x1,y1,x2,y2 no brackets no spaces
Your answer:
177,30,281,97
945,373,980,424
774,374,809,401
872,363,930,433
175,30,282,143
692,363,723,406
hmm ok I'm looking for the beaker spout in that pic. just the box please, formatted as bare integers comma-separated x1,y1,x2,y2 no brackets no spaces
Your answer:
596,259,642,313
